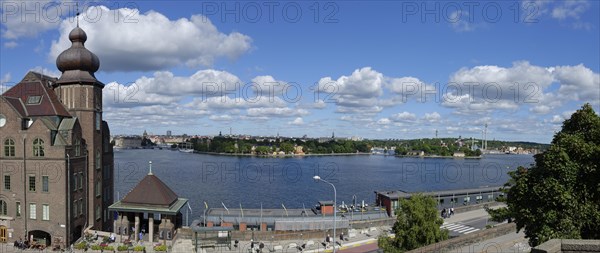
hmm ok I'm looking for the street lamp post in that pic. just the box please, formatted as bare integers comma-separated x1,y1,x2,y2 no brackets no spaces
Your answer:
313,175,337,253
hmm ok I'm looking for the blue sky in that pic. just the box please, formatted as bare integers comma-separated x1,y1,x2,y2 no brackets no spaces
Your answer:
1,0,599,143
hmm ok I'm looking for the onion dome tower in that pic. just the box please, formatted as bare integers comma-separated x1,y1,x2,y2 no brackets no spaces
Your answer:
55,26,101,85
53,20,111,232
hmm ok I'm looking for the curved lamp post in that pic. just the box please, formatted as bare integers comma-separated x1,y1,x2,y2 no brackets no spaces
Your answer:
313,175,336,252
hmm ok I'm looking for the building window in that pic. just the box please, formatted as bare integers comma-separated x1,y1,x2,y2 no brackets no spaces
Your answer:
73,173,77,192
29,203,36,219
26,95,42,104
96,112,101,130
33,138,44,157
4,138,15,157
73,200,77,218
79,199,83,216
16,202,21,217
96,205,101,221
79,172,83,190
95,181,101,197
0,200,7,216
96,150,101,170
42,204,49,220
4,175,10,191
29,176,36,192
42,176,49,192
75,138,81,156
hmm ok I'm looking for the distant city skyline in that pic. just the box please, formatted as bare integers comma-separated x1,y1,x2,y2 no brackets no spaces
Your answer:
1,1,599,143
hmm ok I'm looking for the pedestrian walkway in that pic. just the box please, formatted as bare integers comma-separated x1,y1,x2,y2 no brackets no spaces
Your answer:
441,222,480,235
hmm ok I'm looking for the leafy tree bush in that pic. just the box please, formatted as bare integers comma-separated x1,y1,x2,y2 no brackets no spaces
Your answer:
487,103,600,246
378,194,448,252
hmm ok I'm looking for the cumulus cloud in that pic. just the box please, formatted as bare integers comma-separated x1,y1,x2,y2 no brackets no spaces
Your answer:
552,64,600,102
423,112,441,123
316,67,435,122
443,61,599,114
209,114,234,122
49,5,252,72
29,66,61,78
246,107,308,118
288,117,304,125
377,118,391,125
448,10,477,32
1,0,62,39
3,41,18,48
551,0,590,20
387,76,437,103
101,69,244,109
390,111,417,122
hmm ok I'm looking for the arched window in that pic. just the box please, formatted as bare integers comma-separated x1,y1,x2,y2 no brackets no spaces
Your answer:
0,200,7,216
33,138,44,157
75,138,81,156
4,139,15,157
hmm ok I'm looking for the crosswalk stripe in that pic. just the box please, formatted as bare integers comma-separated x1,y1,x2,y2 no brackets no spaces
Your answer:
456,227,477,233
463,229,480,234
442,224,464,230
440,223,480,235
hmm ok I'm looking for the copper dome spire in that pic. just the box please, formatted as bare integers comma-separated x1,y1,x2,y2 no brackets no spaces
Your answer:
55,26,101,85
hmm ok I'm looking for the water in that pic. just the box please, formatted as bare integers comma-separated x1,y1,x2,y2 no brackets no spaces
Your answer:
113,149,534,214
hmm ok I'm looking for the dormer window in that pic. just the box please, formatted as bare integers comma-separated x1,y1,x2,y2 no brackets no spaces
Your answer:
26,95,42,105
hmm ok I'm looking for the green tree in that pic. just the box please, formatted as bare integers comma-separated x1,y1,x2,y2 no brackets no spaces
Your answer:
378,194,448,252
279,142,295,154
487,103,600,246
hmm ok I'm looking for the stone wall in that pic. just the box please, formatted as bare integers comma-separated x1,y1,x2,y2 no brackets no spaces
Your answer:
532,239,600,253
406,223,517,253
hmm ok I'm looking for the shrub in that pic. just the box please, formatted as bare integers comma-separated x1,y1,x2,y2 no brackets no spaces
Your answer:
117,245,129,251
133,245,145,252
75,242,88,250
104,246,115,251
154,245,167,251
91,244,102,250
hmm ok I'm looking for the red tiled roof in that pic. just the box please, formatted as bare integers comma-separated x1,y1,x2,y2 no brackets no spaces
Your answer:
2,72,71,117
121,174,179,207
2,96,27,117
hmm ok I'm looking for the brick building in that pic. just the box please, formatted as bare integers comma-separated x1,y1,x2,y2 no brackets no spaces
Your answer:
0,24,113,247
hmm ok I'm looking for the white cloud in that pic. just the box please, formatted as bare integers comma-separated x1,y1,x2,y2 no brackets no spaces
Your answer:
550,115,564,124
318,67,384,99
552,64,600,102
209,114,234,122
387,76,437,103
289,117,304,125
443,61,599,114
448,10,476,32
423,112,441,123
390,111,417,122
29,66,61,78
1,73,12,91
551,0,590,20
3,41,18,48
377,118,391,125
49,6,252,72
246,107,308,118
1,0,61,39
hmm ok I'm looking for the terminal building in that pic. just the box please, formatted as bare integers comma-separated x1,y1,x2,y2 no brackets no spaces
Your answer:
375,186,504,217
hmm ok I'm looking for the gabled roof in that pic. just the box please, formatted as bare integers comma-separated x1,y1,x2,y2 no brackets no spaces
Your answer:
2,71,71,117
121,173,179,207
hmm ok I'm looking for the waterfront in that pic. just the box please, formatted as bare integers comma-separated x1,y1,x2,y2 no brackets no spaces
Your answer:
113,149,533,213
